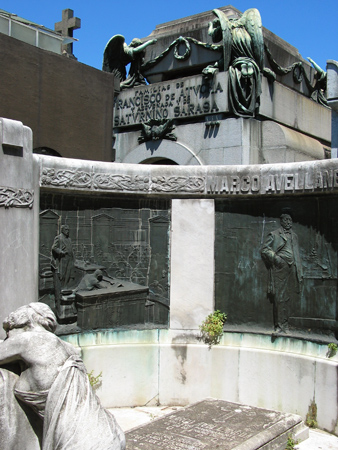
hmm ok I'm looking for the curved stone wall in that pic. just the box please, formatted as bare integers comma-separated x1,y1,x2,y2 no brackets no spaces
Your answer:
62,329,338,434
2,129,338,435
35,155,338,433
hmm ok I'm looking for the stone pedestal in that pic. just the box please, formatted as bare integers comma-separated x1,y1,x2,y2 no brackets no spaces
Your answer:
170,199,215,329
0,118,39,339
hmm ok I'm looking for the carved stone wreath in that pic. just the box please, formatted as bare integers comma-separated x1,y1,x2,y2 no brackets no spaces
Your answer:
174,37,191,61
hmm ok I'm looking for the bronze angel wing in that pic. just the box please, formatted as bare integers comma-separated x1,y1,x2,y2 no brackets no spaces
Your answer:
102,34,128,80
240,8,264,70
212,9,232,72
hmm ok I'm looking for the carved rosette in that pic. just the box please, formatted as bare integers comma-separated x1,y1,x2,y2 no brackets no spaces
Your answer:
0,186,34,208
40,168,92,188
151,176,205,193
93,174,150,191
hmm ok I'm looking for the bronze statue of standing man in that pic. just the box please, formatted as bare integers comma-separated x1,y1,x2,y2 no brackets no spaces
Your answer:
261,214,303,333
51,225,75,315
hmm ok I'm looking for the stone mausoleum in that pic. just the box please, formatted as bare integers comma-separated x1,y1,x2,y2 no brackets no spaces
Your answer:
1,4,338,445
112,6,331,166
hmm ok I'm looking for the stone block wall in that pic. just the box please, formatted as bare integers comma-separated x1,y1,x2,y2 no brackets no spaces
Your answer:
114,73,330,165
0,33,117,161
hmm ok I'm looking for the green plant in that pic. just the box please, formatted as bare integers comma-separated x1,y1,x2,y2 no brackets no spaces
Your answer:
327,342,338,358
87,370,102,390
199,310,227,348
285,434,298,450
305,400,318,428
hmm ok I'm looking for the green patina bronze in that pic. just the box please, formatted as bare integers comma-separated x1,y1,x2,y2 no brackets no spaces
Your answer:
102,35,157,90
138,119,177,144
202,8,265,118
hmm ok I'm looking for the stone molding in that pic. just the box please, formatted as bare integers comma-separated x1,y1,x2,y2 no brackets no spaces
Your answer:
38,156,338,197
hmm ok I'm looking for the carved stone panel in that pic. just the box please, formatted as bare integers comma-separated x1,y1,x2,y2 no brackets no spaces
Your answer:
0,186,34,208
215,196,338,338
126,399,307,450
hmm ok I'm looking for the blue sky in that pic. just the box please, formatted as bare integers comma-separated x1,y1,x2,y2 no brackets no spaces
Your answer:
1,1,337,72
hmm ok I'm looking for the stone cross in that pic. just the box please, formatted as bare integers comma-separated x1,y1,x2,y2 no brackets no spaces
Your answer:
54,9,81,58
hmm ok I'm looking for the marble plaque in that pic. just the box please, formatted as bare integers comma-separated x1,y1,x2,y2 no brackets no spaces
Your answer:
126,399,307,450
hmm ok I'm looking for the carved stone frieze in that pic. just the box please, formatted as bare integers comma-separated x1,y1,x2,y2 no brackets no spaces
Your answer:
93,174,150,191
41,168,92,188
40,166,206,194
151,176,205,193
40,161,338,196
0,186,34,208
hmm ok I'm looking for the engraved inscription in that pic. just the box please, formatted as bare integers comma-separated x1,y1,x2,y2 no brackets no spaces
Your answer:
264,170,338,192
207,175,260,194
129,432,206,450
114,77,224,127
207,169,338,195
126,399,302,450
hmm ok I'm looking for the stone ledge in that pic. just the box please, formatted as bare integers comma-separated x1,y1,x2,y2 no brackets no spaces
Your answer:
37,155,338,198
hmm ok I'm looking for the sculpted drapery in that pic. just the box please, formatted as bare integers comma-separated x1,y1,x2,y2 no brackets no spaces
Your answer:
0,303,125,450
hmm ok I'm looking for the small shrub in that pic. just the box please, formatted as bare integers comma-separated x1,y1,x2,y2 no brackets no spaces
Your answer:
285,434,298,450
327,342,338,358
305,400,318,428
199,310,227,348
87,370,102,390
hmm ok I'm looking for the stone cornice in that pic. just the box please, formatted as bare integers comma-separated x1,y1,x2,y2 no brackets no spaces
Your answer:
37,156,338,198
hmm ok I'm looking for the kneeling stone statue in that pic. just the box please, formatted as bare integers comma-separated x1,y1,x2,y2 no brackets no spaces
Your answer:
0,302,126,450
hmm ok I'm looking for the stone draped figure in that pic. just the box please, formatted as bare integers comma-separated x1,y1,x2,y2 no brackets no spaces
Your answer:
203,8,264,117
102,35,157,90
261,214,303,333
0,302,125,449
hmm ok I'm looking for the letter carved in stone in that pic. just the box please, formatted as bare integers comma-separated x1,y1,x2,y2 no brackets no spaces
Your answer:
0,186,34,208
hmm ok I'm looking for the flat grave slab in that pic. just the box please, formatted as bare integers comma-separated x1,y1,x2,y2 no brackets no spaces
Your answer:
126,398,308,450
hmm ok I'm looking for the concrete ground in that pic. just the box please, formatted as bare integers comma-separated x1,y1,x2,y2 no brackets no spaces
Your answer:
109,406,338,449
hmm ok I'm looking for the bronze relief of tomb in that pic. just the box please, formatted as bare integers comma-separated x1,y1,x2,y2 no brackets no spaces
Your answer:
39,195,170,331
